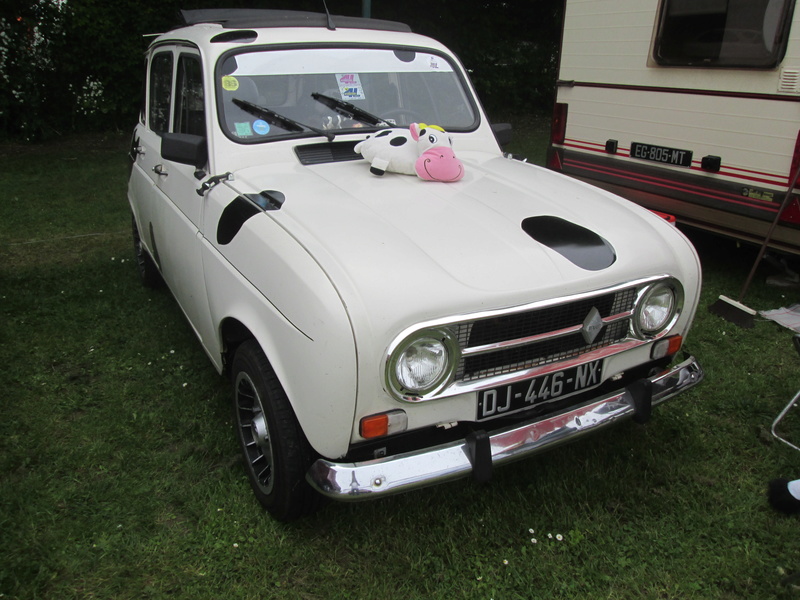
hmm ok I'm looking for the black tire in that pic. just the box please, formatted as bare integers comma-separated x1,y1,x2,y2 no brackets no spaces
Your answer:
231,340,321,521
131,215,163,289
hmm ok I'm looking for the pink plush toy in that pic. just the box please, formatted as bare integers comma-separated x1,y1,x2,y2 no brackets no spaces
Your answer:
412,123,464,182
354,123,464,182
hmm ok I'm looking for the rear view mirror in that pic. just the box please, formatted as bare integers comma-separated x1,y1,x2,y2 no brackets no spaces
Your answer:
162,133,207,168
491,123,513,149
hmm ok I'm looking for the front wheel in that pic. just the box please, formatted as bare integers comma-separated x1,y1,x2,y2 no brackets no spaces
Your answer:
231,340,321,521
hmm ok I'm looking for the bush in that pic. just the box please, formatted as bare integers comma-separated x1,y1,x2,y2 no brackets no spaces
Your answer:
0,0,563,140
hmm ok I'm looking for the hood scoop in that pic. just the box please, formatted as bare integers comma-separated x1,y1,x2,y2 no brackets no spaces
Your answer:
522,216,616,271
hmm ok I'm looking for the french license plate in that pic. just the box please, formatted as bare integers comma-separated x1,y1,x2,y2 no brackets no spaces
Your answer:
630,142,693,167
477,360,603,421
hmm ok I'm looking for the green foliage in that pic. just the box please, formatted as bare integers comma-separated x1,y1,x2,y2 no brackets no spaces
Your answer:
0,0,563,140
4,124,800,599
377,0,564,115
0,0,67,139
1,0,180,139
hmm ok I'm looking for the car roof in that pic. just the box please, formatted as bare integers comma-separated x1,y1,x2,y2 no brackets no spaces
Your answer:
177,9,412,33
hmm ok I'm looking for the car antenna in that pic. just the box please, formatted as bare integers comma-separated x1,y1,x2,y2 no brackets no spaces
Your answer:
322,0,336,30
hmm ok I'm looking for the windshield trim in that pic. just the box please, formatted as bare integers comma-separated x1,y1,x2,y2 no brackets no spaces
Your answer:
214,42,481,145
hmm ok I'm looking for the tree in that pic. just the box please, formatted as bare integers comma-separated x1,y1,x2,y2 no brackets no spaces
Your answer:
0,0,563,140
1,0,71,139
371,0,564,116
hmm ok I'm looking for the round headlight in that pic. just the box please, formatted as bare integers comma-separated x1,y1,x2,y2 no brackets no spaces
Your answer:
637,283,677,335
388,329,458,398
395,337,448,391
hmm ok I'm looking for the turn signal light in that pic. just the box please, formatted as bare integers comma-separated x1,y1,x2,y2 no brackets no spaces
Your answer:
651,335,683,360
360,410,408,439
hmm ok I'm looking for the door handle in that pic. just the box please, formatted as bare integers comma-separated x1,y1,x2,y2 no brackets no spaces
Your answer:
129,137,145,161
152,164,168,177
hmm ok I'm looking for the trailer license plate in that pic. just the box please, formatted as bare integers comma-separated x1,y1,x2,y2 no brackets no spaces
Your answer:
477,360,603,421
630,142,693,167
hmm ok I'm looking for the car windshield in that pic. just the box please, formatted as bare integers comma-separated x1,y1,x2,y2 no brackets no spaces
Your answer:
216,46,478,143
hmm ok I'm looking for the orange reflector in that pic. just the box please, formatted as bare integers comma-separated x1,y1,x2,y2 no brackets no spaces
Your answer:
651,335,683,360
546,147,564,171
649,210,677,225
359,410,408,440
666,335,683,355
360,414,389,439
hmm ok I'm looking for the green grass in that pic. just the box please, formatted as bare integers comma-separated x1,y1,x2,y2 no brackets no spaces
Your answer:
496,112,553,166
2,126,800,600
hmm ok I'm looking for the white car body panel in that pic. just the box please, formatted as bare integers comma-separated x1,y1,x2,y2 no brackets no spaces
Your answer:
127,10,704,497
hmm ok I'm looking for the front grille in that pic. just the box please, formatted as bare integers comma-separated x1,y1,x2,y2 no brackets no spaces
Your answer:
453,287,637,381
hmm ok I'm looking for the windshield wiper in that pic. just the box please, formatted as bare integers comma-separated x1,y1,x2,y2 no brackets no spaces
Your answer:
232,98,334,142
311,93,392,128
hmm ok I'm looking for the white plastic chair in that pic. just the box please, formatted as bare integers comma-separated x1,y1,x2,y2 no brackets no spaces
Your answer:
771,334,800,452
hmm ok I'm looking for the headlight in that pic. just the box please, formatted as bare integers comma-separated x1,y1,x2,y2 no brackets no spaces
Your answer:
387,329,458,399
636,281,680,336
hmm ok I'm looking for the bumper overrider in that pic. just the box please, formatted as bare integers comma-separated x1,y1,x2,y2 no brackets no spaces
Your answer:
306,355,703,500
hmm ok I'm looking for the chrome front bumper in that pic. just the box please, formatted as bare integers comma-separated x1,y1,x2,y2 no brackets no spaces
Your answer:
306,355,703,501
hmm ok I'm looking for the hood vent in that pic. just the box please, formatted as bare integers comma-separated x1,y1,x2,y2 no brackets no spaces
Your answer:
522,216,616,271
295,141,362,165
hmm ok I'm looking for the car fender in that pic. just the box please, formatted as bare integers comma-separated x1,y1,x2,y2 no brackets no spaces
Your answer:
200,210,358,460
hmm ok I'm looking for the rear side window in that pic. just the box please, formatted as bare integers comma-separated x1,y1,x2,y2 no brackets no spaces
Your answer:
654,0,796,68
149,51,173,133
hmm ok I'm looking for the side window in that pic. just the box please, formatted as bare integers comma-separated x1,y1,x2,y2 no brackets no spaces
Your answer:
654,0,796,68
149,51,173,133
174,54,205,136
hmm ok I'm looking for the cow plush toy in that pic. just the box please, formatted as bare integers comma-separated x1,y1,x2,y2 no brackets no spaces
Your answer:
354,123,464,182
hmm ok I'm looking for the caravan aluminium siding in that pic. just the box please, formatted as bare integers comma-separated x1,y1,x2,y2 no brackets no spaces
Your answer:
552,0,800,253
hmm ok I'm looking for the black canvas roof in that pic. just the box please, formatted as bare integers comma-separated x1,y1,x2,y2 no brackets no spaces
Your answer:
179,9,412,33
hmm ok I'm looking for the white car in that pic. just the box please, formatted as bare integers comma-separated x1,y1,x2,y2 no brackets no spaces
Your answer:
128,8,704,521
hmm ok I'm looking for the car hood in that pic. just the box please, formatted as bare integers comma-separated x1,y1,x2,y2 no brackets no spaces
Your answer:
227,150,699,335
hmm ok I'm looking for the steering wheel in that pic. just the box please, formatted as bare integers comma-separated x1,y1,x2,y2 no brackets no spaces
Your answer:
380,108,426,126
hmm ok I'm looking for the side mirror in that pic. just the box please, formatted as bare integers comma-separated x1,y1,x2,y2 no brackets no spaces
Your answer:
491,123,513,149
161,132,207,168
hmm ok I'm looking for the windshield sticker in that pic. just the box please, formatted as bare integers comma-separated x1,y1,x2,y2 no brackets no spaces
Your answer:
235,121,253,137
429,56,440,70
222,76,240,91
252,120,270,135
337,73,366,101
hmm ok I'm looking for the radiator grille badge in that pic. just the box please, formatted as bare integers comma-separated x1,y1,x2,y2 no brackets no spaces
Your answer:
582,307,603,344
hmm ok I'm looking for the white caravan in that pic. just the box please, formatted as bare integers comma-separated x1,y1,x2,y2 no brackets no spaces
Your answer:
548,0,800,254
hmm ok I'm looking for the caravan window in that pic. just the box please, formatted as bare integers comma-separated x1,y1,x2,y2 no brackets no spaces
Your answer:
654,0,796,68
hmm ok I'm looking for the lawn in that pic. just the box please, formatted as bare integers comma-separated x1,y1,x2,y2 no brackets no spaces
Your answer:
2,123,800,600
